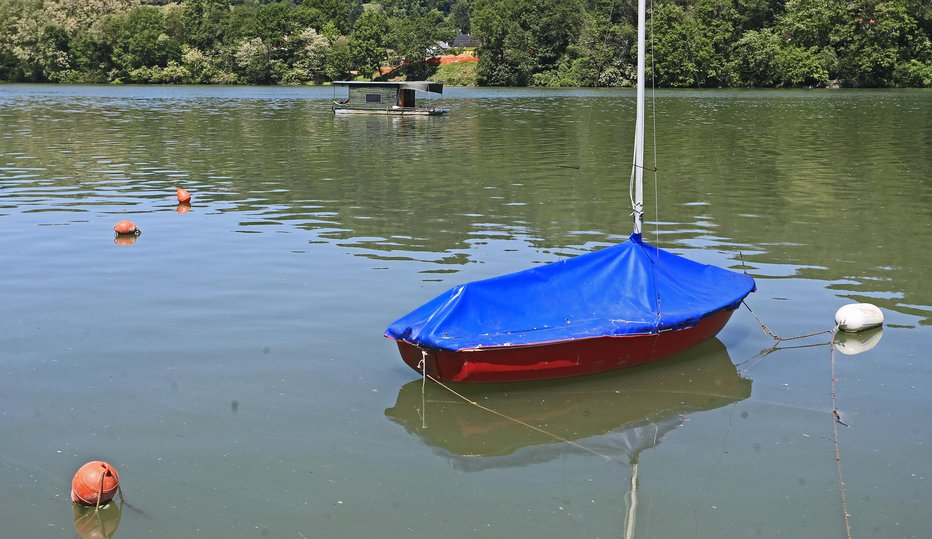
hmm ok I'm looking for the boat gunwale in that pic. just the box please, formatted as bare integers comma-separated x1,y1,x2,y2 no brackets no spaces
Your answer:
385,302,746,354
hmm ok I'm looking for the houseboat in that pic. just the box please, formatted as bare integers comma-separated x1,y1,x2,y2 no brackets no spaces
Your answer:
331,81,449,116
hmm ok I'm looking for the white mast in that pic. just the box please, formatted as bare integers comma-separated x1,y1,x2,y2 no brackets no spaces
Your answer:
631,0,646,238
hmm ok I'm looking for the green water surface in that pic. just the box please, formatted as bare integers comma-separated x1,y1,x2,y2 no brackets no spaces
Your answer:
1,84,930,538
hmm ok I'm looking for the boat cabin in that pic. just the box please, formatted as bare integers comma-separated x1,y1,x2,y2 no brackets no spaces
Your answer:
331,81,448,116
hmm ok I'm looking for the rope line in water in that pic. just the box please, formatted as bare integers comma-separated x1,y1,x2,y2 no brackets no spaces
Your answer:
742,301,836,342
740,303,852,538
831,342,854,539
417,356,612,462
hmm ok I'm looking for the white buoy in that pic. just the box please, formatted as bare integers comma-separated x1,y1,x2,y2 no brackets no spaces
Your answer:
835,303,883,333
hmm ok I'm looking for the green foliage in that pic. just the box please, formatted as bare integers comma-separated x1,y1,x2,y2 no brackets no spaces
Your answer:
112,8,182,76
450,0,471,33
432,59,477,85
302,0,362,34
472,0,585,86
779,0,929,87
285,27,330,83
894,58,932,86
182,0,230,50
0,0,928,87
646,0,742,87
255,2,293,45
234,36,272,84
351,10,389,76
387,9,451,64
731,28,826,87
325,34,353,80
651,3,701,87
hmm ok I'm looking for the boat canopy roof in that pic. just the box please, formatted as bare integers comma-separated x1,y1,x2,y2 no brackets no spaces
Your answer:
333,81,443,94
385,236,756,351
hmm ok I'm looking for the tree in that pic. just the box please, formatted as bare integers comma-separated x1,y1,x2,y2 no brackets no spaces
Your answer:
731,28,826,86
387,10,450,78
835,0,923,86
235,36,273,83
533,0,585,66
651,3,700,87
779,0,930,86
582,8,636,86
112,8,181,77
256,1,293,46
182,0,231,50
290,3,326,31
450,0,471,33
351,10,389,77
301,0,362,34
472,0,585,86
0,0,134,82
226,3,260,44
284,27,329,83
649,0,742,87
0,0,927,86
67,28,115,82
325,31,352,80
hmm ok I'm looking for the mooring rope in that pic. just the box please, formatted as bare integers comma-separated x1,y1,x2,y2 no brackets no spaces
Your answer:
415,359,612,461
830,339,854,539
95,471,106,512
91,471,125,513
742,301,836,342
430,374,611,461
740,302,852,538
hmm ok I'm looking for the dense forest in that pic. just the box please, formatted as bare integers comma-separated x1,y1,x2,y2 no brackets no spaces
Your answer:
0,0,929,87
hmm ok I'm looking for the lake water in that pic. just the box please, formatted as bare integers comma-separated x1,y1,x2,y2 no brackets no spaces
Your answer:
1,84,930,538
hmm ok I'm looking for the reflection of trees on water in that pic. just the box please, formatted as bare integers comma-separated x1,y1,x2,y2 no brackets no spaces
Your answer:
2,90,930,323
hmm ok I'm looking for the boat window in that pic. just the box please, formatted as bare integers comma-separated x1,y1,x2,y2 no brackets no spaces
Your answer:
365,93,382,103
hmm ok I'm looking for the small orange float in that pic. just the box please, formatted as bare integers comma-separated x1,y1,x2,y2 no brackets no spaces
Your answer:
71,461,121,507
113,220,140,236
176,187,191,203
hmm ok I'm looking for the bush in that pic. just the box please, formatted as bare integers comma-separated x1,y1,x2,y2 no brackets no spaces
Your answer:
893,59,932,87
432,61,477,86
731,29,827,87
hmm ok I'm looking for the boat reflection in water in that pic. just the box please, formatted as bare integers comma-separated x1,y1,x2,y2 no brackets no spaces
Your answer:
385,338,751,471
72,501,122,539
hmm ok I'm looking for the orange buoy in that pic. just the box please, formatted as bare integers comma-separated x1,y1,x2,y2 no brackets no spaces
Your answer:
113,220,140,236
176,187,191,203
71,461,120,506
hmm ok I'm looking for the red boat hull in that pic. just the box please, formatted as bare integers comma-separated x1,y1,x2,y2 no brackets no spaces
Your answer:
393,309,737,383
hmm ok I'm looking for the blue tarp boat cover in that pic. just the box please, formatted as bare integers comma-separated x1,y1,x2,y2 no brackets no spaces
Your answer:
385,235,756,351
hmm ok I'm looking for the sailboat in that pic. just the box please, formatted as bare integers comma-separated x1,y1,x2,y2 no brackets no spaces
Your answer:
384,0,756,383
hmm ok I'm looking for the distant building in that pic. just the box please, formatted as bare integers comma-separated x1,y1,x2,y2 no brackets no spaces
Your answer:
428,41,451,56
452,33,478,49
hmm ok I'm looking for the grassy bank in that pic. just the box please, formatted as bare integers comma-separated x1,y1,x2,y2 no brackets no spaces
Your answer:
430,62,477,87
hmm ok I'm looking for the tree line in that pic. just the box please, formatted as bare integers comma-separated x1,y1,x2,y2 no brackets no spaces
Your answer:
0,0,929,87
